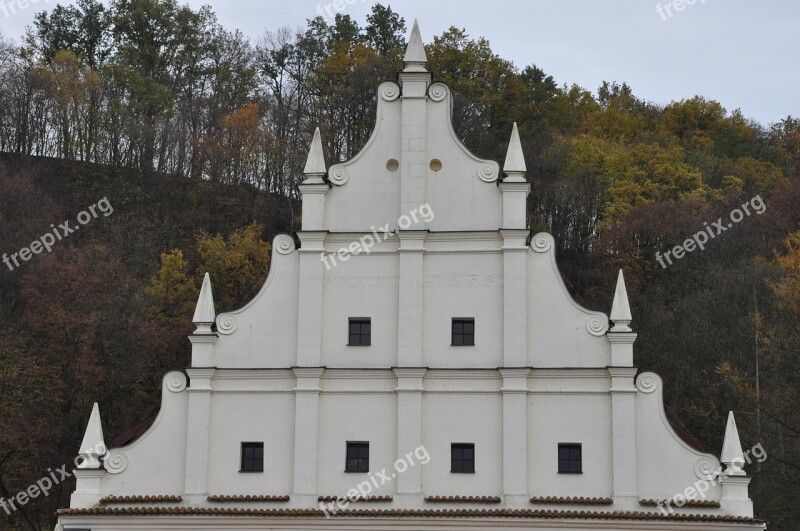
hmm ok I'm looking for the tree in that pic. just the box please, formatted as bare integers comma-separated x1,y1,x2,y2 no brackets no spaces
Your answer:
364,4,405,57
427,27,522,157
197,222,271,311
147,249,198,325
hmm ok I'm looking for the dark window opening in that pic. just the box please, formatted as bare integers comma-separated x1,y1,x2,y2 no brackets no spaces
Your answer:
346,442,369,472
349,319,371,346
240,442,264,472
558,444,582,474
451,443,475,473
452,319,475,346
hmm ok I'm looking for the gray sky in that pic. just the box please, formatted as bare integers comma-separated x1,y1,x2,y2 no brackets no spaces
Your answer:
1,0,797,126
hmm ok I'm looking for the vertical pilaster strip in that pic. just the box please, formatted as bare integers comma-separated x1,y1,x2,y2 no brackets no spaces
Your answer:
501,230,530,367
609,366,639,507
292,368,324,497
398,71,430,227
184,368,215,500
397,233,426,366
394,368,426,494
500,368,530,501
296,232,326,367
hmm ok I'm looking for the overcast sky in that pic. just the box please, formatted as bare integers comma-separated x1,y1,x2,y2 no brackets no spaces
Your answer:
1,0,797,126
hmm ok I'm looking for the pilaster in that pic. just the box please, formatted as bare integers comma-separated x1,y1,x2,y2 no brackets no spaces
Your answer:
393,368,427,495
70,469,104,508
500,368,530,502
501,229,529,367
189,333,217,367
296,231,326,366
608,366,638,507
183,368,215,502
720,475,754,517
397,232,426,366
292,367,324,501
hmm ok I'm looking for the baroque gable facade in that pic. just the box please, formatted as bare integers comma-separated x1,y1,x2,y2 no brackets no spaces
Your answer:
57,21,764,531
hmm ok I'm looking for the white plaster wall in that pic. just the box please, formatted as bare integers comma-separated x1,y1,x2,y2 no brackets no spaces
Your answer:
423,87,503,232
100,373,189,495
322,250,399,367
214,238,299,368
206,391,295,495
528,391,613,498
325,83,403,232
421,392,502,496
635,373,723,502
527,236,611,368
317,393,397,496
422,252,504,368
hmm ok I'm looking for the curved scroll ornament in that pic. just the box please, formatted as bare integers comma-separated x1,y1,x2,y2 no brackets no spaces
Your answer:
380,82,400,102
636,373,659,394
476,162,499,183
428,83,448,102
166,372,187,393
694,456,720,481
586,317,607,337
274,234,296,255
329,167,349,186
217,314,238,335
531,233,553,253
104,451,129,474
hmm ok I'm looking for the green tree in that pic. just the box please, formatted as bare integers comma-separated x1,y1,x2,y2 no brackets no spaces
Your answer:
427,27,522,156
364,4,405,56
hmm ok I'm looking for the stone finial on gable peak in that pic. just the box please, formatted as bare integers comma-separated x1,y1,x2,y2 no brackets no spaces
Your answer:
404,19,428,72
192,272,216,334
303,127,327,181
721,411,746,476
503,122,526,181
610,269,633,332
78,403,106,469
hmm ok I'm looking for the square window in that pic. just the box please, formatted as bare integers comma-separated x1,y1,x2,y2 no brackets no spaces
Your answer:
558,444,582,474
349,319,371,346
451,443,475,473
240,442,264,472
346,442,369,472
452,319,474,346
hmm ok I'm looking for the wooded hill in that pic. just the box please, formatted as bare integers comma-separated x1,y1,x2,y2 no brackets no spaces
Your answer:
1,2,799,529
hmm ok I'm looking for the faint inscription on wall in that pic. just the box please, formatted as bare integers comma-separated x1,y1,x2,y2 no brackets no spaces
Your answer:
324,271,502,289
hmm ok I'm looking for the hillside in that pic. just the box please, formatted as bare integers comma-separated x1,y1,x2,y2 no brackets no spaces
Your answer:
0,1,799,529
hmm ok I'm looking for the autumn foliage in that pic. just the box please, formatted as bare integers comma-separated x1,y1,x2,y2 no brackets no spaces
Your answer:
0,2,799,530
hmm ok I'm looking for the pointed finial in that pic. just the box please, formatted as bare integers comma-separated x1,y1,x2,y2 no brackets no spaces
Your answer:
78,403,106,469
503,122,526,180
192,272,215,334
610,269,633,331
404,19,427,71
722,411,746,476
303,127,327,181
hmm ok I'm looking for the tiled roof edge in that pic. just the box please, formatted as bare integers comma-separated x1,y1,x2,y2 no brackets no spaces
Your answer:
99,495,182,504
208,495,290,503
56,506,763,524
530,496,613,505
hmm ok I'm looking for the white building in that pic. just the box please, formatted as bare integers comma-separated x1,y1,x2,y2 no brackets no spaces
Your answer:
57,21,764,531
